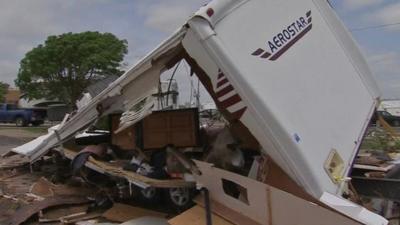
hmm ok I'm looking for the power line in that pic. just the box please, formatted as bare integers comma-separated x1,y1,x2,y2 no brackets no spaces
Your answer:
350,22,400,31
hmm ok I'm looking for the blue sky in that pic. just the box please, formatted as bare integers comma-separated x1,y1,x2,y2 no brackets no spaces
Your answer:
0,0,399,102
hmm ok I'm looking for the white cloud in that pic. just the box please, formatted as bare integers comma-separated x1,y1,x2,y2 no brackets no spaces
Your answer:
367,51,400,98
143,0,206,33
341,0,383,11
0,0,144,87
369,52,400,73
0,60,19,86
371,2,400,31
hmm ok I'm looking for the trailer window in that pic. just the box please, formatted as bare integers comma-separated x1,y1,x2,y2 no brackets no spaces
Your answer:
222,178,249,205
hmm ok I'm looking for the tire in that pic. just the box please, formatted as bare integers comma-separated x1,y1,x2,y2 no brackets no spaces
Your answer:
138,187,161,204
15,117,27,127
165,187,194,210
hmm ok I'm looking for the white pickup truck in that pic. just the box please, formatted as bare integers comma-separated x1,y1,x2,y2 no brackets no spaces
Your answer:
13,0,387,224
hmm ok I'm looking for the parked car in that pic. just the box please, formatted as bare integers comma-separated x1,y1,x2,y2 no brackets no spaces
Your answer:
0,103,45,126
371,111,400,127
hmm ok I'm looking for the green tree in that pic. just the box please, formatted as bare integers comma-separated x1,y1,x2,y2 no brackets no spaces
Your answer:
15,31,128,106
0,82,9,102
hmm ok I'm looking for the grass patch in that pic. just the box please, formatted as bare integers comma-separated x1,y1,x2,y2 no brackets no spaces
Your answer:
21,127,48,134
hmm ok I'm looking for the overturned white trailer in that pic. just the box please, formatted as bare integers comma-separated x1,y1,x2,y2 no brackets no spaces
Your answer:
13,0,387,224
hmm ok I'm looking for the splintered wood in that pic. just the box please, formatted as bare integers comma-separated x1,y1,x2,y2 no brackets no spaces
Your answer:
0,154,29,169
2,195,89,225
62,148,195,188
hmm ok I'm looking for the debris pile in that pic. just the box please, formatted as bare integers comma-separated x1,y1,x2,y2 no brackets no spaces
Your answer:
351,126,400,224
0,158,172,225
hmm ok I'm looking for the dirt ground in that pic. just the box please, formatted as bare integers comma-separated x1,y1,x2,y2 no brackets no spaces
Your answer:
0,126,47,154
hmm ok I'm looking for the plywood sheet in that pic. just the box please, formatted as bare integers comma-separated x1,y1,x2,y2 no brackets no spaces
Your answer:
111,114,136,150
143,109,199,149
103,203,166,222
168,205,233,225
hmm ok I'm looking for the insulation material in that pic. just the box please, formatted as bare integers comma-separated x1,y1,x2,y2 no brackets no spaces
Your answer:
193,160,369,225
116,96,155,134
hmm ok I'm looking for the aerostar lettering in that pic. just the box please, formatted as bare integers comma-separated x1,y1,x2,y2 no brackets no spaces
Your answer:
251,10,313,61
268,16,309,53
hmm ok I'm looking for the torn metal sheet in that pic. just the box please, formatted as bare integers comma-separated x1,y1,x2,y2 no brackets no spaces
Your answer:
13,28,186,162
116,95,156,133
11,116,67,156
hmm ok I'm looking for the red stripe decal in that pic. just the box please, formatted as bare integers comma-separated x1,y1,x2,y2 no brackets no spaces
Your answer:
231,107,247,120
218,72,225,79
216,85,234,98
217,78,229,88
269,24,312,61
220,94,241,109
252,48,265,56
260,52,271,58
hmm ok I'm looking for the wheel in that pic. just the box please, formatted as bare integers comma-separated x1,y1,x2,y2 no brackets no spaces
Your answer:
166,187,193,210
15,117,27,127
141,187,157,199
138,187,160,204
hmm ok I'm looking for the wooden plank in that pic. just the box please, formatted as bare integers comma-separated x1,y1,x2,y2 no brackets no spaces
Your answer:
353,163,395,172
194,196,260,225
378,115,400,138
168,205,233,225
102,203,166,222
0,154,29,169
111,114,136,150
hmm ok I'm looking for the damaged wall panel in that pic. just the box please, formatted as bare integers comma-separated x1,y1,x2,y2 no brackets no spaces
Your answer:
142,108,200,149
193,160,362,225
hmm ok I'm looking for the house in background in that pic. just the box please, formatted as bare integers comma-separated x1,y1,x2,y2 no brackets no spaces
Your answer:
18,94,64,108
4,88,21,105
